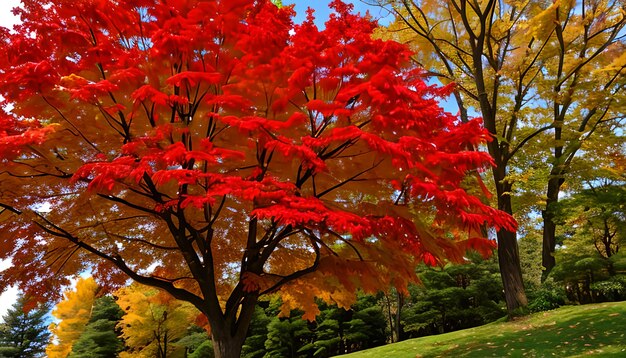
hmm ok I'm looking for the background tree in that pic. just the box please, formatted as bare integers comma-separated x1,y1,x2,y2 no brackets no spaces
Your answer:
378,288,404,343
116,283,199,358
241,306,271,358
557,180,625,263
0,1,514,356
177,326,213,358
46,277,98,358
68,296,124,358
187,340,215,358
549,155,626,303
264,311,315,358
376,0,626,311
529,0,626,279
395,253,505,339
335,294,387,353
0,294,49,358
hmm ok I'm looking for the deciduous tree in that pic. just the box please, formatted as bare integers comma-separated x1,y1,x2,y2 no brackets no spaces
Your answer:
531,0,626,279
116,283,198,358
377,0,625,311
551,152,626,294
46,277,99,358
0,1,514,356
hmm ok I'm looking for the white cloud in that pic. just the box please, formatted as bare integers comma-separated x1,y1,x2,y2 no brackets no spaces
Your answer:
0,0,21,29
0,286,19,321
0,260,18,321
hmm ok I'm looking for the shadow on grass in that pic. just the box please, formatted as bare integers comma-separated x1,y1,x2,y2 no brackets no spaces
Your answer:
338,302,626,358
434,304,626,357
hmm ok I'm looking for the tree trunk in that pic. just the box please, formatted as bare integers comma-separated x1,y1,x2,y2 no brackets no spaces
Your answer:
472,25,528,313
209,294,258,358
497,229,528,313
494,178,528,314
211,320,252,358
383,292,396,343
541,176,563,280
395,292,404,342
211,335,247,358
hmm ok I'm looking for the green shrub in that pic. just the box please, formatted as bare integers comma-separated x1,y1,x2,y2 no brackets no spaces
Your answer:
528,286,566,313
591,275,626,301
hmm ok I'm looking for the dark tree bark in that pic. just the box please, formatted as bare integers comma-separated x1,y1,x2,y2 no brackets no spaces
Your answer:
541,175,564,281
395,293,404,342
207,294,258,358
493,174,528,312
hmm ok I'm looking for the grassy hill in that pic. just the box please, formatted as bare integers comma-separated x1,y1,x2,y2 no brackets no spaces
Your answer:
339,301,626,357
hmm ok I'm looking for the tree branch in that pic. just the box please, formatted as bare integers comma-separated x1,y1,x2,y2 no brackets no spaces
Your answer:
260,232,321,295
505,124,554,161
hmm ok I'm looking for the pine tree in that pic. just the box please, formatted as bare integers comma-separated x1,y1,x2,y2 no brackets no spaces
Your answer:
68,296,124,358
241,306,271,358
0,294,49,358
264,313,315,358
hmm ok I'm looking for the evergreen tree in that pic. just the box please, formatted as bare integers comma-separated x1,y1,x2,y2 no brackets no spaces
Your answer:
264,312,315,358
345,295,387,351
68,296,124,358
0,294,49,358
310,303,350,357
311,295,387,357
176,326,212,357
241,306,271,358
188,340,214,358
400,254,506,338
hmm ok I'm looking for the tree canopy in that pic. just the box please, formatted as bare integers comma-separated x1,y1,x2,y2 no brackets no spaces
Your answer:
376,0,625,311
0,1,514,356
117,283,198,358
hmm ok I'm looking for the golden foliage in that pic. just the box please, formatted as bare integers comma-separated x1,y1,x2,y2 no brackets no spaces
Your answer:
46,277,98,358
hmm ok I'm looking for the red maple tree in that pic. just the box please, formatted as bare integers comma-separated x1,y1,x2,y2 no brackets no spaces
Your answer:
0,1,515,356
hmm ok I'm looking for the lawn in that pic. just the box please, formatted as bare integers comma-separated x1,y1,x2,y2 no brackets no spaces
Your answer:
339,301,626,357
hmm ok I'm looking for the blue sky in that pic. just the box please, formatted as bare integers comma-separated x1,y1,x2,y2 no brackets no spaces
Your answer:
0,1,393,30
286,0,393,26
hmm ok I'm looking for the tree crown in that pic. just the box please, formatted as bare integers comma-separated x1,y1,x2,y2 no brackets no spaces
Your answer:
0,0,514,322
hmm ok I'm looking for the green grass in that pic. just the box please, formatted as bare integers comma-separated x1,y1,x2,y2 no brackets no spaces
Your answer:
339,301,626,357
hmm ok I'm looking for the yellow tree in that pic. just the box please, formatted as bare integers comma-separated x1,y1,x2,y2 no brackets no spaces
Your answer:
116,284,201,358
378,0,625,311
46,277,98,358
530,0,626,279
